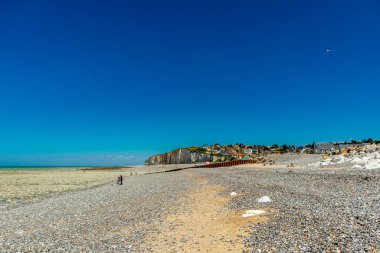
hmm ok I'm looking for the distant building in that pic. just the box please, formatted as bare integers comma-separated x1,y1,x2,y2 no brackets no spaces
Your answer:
226,147,238,157
301,147,313,154
244,146,253,154
271,148,286,155
288,146,297,153
315,143,335,154
335,143,356,152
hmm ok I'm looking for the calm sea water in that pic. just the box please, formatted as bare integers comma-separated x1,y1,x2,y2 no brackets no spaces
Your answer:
0,166,91,171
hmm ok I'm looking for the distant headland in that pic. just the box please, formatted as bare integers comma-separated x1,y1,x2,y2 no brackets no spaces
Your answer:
146,138,379,165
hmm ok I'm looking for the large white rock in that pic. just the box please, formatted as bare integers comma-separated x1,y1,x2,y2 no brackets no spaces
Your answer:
241,210,266,218
258,196,271,203
352,164,362,169
367,161,380,169
351,157,365,164
320,161,329,166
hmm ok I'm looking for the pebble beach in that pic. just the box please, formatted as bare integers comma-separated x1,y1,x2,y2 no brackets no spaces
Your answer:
1,155,380,252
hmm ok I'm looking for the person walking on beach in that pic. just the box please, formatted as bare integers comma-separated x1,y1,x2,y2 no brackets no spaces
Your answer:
117,175,123,185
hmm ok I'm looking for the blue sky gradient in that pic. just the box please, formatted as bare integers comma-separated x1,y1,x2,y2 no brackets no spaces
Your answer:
0,0,379,165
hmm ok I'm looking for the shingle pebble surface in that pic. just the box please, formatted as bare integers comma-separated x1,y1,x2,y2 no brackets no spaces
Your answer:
200,155,380,252
0,172,194,253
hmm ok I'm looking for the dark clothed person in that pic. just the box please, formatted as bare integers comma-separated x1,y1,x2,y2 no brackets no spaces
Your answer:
117,175,123,185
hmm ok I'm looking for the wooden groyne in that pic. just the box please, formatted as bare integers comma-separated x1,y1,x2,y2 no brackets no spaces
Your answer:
191,160,258,169
147,160,263,174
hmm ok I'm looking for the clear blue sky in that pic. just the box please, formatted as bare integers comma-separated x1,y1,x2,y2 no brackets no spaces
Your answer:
0,0,379,165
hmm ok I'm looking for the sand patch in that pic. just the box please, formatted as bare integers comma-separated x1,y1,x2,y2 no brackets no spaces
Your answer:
145,173,268,252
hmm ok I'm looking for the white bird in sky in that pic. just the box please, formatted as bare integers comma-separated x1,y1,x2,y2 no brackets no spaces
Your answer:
325,49,334,52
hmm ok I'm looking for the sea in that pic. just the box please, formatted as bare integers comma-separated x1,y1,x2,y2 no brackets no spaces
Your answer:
0,166,92,171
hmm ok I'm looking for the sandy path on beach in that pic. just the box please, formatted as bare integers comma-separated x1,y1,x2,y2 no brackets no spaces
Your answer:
145,172,268,252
